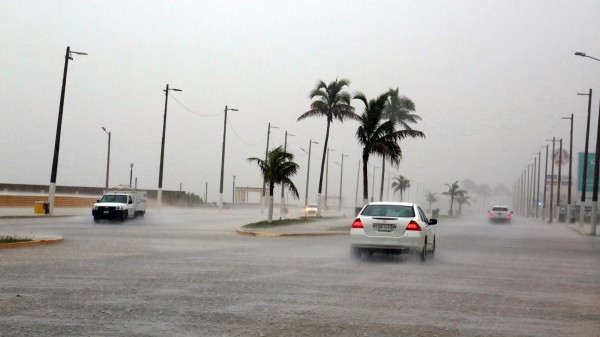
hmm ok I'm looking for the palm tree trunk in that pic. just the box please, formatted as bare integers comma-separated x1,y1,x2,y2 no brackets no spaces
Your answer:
267,182,275,223
362,156,369,205
316,119,331,217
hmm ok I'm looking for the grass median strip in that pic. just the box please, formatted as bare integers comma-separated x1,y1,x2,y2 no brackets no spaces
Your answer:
245,217,321,229
0,234,34,244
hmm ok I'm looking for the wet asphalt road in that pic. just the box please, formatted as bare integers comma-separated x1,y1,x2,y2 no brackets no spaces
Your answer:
1,209,599,337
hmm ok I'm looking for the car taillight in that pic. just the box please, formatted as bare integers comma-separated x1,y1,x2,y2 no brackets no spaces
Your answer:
507,212,511,217
352,219,363,228
406,220,421,231
489,211,493,217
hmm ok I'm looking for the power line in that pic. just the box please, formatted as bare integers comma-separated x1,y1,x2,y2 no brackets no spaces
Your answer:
168,92,223,117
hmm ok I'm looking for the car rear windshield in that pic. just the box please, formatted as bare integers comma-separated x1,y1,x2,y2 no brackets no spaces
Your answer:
361,205,415,217
492,207,508,212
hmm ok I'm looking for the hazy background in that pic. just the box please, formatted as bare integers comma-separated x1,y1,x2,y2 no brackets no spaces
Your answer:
1,0,599,210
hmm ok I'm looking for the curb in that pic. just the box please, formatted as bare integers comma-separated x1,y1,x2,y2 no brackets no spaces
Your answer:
236,227,348,237
0,215,76,219
567,225,597,237
0,237,64,250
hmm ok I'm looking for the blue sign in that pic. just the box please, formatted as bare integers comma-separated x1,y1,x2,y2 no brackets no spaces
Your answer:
577,152,596,192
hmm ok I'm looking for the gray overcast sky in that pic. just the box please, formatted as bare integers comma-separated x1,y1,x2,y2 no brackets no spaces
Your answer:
1,0,599,207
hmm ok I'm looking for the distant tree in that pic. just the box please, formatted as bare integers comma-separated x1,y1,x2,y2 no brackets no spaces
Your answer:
378,88,422,200
184,192,203,205
391,175,411,201
494,184,511,197
297,78,357,216
462,179,479,194
425,191,438,212
383,88,421,130
354,91,425,205
443,181,465,216
456,191,471,215
248,146,300,223
477,184,493,207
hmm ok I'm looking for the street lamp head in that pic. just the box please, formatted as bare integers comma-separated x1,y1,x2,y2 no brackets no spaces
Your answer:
172,88,182,92
70,51,87,56
230,108,238,111
101,126,106,132
578,92,590,96
561,116,572,120
575,52,586,57
270,125,279,129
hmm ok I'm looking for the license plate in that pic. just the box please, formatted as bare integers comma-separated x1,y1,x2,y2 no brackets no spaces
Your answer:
103,211,109,214
375,224,393,232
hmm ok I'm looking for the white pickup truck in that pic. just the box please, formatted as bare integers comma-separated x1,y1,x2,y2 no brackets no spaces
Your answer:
92,186,147,222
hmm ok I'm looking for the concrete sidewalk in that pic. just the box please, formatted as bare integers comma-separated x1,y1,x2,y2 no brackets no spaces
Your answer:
0,207,90,218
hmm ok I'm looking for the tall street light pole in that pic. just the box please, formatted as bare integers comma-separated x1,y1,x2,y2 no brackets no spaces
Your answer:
371,166,378,202
302,140,319,214
101,127,111,189
129,163,134,188
48,46,87,215
578,89,592,205
158,84,182,211
280,131,295,214
562,114,574,222
219,105,238,212
337,153,349,212
591,99,600,235
542,144,549,221
547,138,556,223
262,123,279,214
557,139,563,215
536,151,541,219
575,51,599,234
232,175,236,204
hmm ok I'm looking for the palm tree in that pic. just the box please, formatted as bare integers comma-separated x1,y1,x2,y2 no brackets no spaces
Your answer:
443,181,465,216
383,88,422,130
425,191,438,213
456,191,471,215
378,88,422,200
354,91,425,205
248,146,300,223
391,175,411,201
297,78,357,216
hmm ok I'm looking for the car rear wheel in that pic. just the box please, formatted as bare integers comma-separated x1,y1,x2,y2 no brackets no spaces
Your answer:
430,237,436,259
351,247,362,259
420,238,428,262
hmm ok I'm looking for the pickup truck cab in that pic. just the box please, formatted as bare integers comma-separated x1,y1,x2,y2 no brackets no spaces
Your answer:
92,186,146,222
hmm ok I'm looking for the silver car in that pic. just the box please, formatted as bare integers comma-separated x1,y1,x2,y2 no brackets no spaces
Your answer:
350,202,437,261
489,206,512,223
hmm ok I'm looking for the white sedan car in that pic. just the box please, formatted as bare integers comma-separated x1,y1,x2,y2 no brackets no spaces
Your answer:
305,203,318,217
489,206,512,223
350,202,437,261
